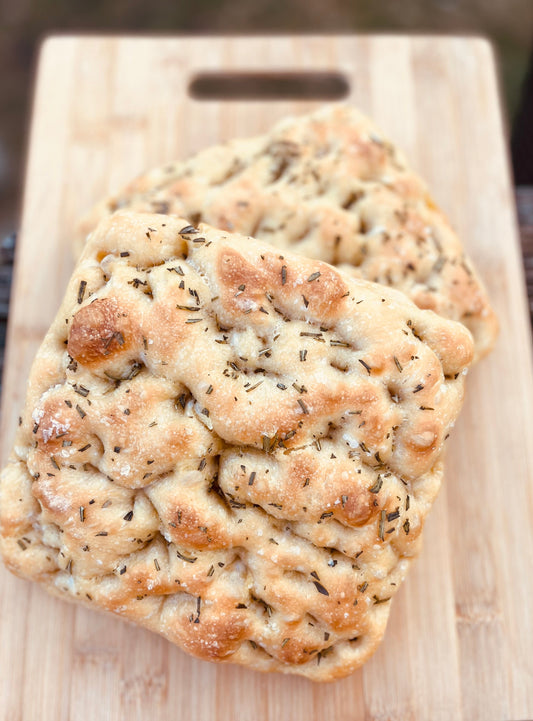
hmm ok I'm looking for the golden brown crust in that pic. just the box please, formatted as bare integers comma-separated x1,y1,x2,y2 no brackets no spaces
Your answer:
77,105,498,360
0,212,474,680
67,296,138,366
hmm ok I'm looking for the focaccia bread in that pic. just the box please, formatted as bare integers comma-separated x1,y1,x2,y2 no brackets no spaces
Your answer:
0,212,474,680
78,105,497,361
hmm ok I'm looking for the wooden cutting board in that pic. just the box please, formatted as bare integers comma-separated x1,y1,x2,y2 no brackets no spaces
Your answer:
1,35,532,721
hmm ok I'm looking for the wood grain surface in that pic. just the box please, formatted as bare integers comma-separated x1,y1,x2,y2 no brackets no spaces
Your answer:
1,35,532,721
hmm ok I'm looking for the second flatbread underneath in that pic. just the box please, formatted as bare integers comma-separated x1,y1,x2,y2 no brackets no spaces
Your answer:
78,105,498,361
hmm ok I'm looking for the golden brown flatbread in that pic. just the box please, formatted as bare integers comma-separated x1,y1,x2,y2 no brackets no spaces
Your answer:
1,212,474,680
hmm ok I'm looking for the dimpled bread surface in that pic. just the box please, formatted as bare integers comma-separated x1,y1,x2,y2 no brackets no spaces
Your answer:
79,105,497,361
0,212,474,680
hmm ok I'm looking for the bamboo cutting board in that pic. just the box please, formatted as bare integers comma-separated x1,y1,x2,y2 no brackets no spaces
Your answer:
1,35,532,721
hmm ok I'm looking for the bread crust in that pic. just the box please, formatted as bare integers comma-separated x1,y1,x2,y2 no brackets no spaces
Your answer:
0,212,474,680
78,105,497,360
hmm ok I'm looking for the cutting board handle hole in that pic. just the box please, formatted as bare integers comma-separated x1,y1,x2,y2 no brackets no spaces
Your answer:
188,72,349,101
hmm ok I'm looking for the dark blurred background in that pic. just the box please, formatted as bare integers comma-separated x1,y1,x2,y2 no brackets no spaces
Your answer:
1,0,533,240
0,0,532,376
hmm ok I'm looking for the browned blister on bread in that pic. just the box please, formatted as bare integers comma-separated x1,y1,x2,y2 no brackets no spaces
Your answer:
78,105,497,361
0,212,474,680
